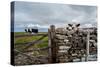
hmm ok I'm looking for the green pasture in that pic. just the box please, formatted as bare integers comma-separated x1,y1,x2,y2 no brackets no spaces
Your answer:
14,32,48,51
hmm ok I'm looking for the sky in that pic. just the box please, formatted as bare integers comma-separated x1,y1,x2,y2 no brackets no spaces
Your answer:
13,1,97,32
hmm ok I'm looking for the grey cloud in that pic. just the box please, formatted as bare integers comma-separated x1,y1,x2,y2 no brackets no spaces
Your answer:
14,1,97,29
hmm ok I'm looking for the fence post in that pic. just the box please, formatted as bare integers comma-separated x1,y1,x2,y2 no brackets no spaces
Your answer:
85,31,90,61
48,25,57,63
48,29,52,63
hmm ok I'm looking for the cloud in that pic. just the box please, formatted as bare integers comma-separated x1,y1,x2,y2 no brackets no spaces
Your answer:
14,1,97,32
27,24,49,28
81,24,93,28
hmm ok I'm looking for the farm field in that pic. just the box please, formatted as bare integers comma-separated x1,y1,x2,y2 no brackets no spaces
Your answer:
14,32,48,50
14,32,49,65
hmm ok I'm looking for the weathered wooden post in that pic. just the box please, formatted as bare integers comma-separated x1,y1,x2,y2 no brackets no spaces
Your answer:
48,25,57,63
48,29,52,63
85,31,90,61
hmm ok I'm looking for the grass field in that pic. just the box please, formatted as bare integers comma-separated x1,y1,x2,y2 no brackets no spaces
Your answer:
14,32,49,65
14,32,48,51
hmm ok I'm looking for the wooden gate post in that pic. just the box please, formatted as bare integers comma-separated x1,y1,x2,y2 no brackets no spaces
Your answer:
48,25,57,63
48,29,52,63
85,31,90,61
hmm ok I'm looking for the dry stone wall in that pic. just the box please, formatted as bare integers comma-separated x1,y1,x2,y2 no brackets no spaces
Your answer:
56,29,87,62
49,24,87,63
